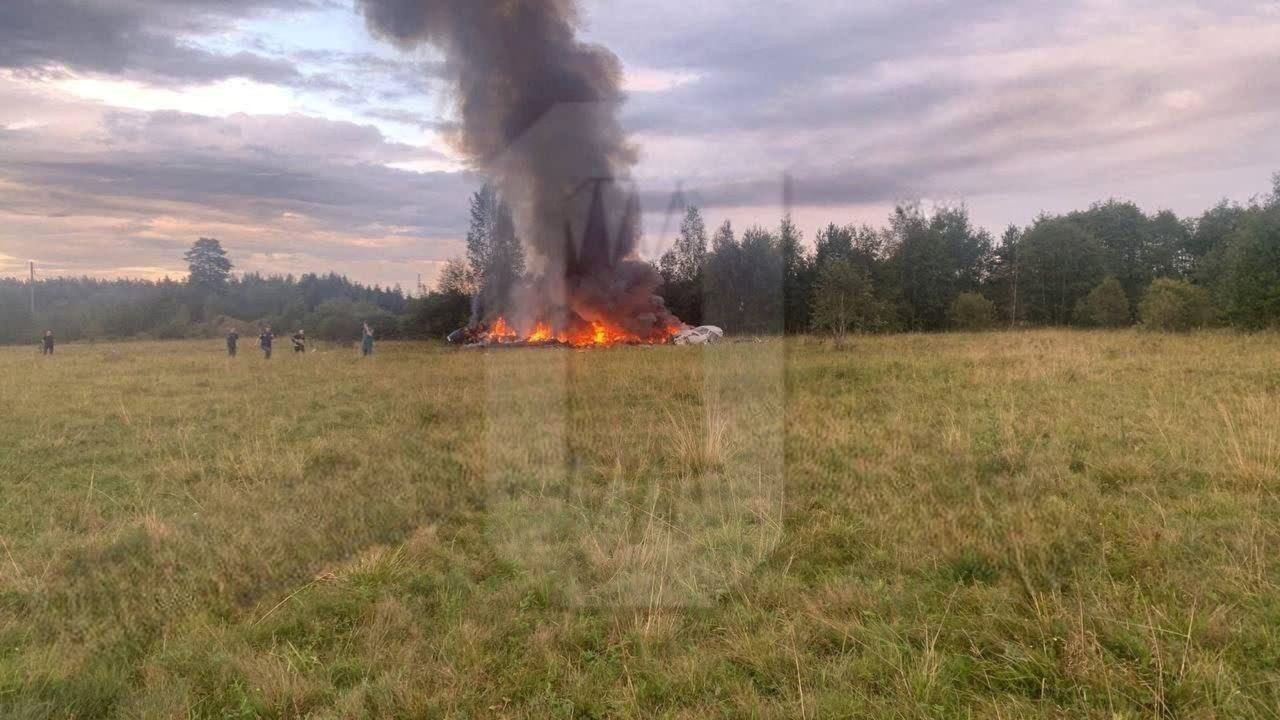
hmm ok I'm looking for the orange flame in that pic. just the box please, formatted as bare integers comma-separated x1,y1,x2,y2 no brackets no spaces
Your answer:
527,322,553,343
481,316,680,347
489,317,517,339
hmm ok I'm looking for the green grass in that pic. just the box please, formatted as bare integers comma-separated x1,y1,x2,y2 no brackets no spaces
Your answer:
1,331,1279,718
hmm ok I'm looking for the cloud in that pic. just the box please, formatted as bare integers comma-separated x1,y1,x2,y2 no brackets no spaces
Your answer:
364,107,458,132
0,78,475,286
585,0,1280,219
0,0,448,117
0,0,335,88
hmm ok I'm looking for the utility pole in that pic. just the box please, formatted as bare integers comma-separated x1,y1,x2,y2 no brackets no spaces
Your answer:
29,261,36,316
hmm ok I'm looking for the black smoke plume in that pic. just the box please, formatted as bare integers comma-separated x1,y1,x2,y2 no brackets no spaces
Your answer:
359,0,683,338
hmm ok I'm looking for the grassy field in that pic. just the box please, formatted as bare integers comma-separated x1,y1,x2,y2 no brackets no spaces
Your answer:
1,331,1279,718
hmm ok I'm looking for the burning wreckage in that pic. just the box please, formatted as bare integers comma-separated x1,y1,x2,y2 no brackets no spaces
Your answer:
447,316,724,348
358,0,723,350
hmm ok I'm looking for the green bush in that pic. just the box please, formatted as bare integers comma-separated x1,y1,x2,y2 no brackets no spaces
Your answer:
1075,276,1131,327
1139,278,1215,332
948,293,996,331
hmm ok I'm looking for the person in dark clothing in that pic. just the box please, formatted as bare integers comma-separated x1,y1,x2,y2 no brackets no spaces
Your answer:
41,330,54,355
259,327,274,359
291,330,306,354
361,322,375,357
226,329,239,357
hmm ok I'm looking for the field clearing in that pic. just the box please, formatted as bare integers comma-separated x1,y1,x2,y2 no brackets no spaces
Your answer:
1,331,1279,718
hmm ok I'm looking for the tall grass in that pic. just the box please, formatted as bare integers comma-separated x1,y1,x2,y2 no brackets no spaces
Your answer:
0,331,1277,717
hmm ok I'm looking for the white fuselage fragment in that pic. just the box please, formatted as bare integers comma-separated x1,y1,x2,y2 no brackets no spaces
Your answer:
673,326,724,345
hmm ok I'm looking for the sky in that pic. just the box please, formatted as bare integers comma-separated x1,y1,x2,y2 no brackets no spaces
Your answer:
1,0,1278,290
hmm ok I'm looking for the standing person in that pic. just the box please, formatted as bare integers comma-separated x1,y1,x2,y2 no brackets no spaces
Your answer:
41,330,54,355
361,322,375,357
226,328,239,357
291,329,306,354
259,326,274,359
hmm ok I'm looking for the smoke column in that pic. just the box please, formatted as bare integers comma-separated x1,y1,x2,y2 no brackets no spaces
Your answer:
359,0,681,337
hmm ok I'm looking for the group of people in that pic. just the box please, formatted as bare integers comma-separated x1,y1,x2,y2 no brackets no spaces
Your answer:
225,323,377,359
36,324,377,358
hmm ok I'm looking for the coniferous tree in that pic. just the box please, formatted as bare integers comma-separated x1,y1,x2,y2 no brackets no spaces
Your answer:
185,238,233,292
704,221,742,330
778,215,812,333
465,184,526,321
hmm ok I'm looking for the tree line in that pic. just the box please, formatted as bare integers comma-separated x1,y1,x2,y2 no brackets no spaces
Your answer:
650,173,1280,340
407,174,1279,342
6,174,1278,345
1,238,409,346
